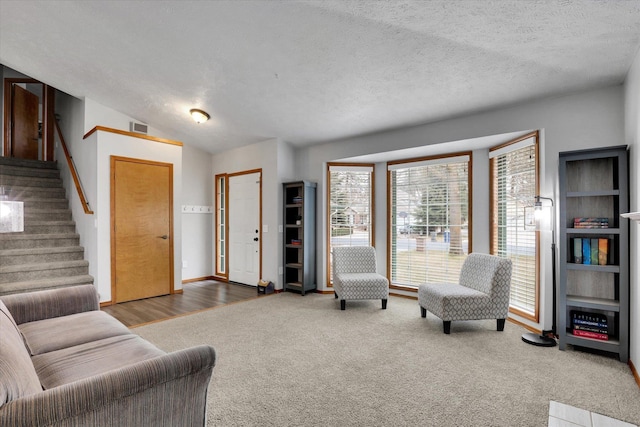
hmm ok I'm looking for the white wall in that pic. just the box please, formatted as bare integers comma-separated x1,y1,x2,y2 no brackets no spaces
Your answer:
92,130,183,302
211,138,296,290
54,92,97,283
295,85,626,332
181,144,214,280
54,96,185,302
624,48,640,368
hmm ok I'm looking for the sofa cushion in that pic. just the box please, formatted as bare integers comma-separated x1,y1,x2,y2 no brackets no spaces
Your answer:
19,310,133,356
32,334,166,389
0,300,42,407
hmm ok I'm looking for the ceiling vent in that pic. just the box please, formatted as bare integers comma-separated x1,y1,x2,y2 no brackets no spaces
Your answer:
129,121,148,134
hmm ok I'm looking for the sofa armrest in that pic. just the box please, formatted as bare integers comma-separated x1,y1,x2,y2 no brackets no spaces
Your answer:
0,285,99,325
0,345,216,427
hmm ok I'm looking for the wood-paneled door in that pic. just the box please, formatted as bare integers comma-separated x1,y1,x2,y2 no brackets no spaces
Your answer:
3,78,55,160
10,84,39,159
111,156,174,303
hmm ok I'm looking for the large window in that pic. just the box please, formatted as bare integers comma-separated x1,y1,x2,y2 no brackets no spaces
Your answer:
388,153,471,288
327,164,374,286
490,132,539,321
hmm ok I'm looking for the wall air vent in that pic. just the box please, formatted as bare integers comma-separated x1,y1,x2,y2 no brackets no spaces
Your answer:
129,121,148,134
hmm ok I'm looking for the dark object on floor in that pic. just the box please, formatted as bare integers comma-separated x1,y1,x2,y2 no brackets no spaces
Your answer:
257,280,274,294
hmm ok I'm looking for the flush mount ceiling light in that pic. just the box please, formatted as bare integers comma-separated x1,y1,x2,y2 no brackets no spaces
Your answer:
190,109,210,124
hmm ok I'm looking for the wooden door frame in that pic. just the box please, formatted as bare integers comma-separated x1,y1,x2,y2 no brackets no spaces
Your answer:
226,168,263,283
109,155,175,304
3,78,55,160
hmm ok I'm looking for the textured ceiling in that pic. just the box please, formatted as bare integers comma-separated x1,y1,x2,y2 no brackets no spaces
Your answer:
1,0,640,154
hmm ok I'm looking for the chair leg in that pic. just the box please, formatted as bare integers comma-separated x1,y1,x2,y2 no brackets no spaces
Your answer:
334,292,338,299
382,299,387,309
497,318,506,331
420,307,427,318
443,321,451,334
340,300,346,310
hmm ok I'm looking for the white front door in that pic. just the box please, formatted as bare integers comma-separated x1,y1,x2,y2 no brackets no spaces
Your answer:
228,172,261,286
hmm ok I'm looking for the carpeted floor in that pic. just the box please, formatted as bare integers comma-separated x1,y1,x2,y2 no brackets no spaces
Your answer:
133,293,640,426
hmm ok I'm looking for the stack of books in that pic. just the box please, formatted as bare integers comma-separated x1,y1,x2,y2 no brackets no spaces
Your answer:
292,196,303,204
573,217,609,228
290,239,301,245
570,310,608,341
572,237,608,265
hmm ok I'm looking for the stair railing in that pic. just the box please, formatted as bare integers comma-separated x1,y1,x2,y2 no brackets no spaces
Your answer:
54,119,94,215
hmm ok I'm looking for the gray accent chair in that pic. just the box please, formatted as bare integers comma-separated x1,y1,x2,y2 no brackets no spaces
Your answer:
332,246,389,310
418,253,512,334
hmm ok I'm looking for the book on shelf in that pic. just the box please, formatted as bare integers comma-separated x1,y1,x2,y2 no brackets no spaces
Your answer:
573,318,608,329
582,238,591,265
573,217,609,228
590,239,598,265
571,310,608,328
572,329,608,340
598,238,608,265
573,324,608,334
573,237,582,264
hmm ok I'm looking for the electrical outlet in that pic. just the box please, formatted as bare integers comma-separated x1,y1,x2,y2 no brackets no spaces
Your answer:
182,261,188,269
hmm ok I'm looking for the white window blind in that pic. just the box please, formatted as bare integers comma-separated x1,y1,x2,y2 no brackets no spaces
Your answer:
388,155,470,286
328,165,373,284
491,136,538,318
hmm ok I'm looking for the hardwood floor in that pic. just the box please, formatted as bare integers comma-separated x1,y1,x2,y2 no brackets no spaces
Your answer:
101,280,263,327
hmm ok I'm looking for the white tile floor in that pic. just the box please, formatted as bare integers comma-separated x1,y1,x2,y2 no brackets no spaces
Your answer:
549,401,637,427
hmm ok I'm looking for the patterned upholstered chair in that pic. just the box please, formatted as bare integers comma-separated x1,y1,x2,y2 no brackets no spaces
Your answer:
332,246,389,310
418,253,512,334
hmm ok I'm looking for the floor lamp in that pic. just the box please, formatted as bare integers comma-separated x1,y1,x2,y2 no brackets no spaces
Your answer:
522,195,557,347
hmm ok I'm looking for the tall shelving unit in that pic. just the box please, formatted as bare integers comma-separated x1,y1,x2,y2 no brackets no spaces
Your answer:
558,146,629,362
283,181,316,295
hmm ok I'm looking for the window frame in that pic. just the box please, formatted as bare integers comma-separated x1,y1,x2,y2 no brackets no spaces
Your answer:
326,163,375,287
386,152,473,291
489,131,540,322
214,173,228,280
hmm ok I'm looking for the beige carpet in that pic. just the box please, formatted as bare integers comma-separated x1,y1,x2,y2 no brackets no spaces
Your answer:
133,293,640,426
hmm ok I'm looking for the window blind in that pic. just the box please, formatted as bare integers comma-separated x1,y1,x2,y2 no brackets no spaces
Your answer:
490,136,538,318
328,165,373,284
389,155,470,287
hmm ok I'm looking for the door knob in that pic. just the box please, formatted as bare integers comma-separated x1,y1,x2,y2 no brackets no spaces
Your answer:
158,235,168,240
253,237,259,242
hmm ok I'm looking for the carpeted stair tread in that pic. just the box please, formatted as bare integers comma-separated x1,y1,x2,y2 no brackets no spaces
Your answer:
0,175,63,188
25,208,72,216
0,233,80,250
0,164,60,178
0,246,85,265
0,232,80,241
2,186,66,199
0,275,94,296
0,259,89,274
13,197,69,203
23,220,76,226
0,246,84,256
0,157,57,169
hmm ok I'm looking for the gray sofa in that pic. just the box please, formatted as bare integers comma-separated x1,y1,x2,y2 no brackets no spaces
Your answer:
0,285,216,427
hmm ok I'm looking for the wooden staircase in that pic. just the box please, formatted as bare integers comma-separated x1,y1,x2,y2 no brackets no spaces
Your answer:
0,156,93,295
